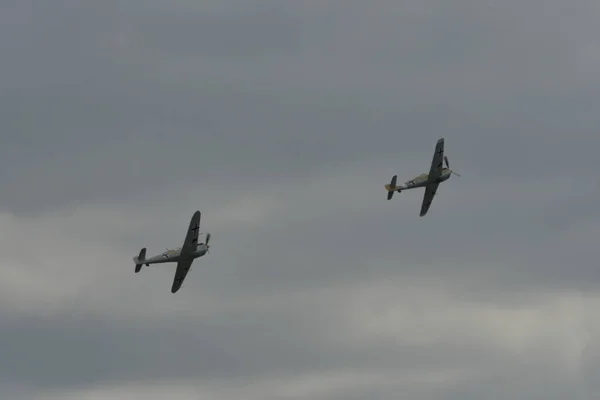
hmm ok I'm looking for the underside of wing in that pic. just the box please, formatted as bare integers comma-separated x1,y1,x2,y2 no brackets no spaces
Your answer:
420,183,439,217
171,258,193,293
428,138,445,181
182,211,201,253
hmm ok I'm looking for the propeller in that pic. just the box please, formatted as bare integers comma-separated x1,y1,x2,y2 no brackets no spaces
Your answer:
444,156,461,177
205,233,211,253
387,175,397,200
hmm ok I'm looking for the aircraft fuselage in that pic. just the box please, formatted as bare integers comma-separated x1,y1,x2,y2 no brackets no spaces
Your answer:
141,243,209,266
396,168,452,191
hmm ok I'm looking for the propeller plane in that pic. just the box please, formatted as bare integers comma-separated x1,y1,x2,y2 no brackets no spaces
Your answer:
133,210,211,293
385,138,460,217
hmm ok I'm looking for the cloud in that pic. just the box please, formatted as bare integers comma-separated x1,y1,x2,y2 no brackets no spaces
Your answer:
6,270,600,399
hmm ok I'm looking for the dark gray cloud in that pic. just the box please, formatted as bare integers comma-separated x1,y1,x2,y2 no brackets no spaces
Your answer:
0,0,599,398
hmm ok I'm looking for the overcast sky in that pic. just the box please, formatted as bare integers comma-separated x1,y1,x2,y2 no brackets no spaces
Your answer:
0,1,599,399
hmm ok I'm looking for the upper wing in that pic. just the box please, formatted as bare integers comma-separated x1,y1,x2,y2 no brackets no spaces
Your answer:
420,182,439,217
427,138,445,181
171,258,193,293
181,210,201,253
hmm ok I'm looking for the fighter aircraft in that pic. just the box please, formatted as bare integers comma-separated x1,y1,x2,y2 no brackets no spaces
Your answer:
385,138,460,217
133,210,211,293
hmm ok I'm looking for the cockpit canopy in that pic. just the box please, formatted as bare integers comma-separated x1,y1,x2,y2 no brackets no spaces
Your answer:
162,247,181,256
405,173,429,184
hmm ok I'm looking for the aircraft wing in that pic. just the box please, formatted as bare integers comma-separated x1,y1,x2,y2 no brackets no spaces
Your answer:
181,210,201,253
427,138,445,181
171,258,193,293
420,182,439,217
170,211,202,293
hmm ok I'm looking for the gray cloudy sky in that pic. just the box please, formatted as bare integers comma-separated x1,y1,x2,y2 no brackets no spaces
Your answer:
0,0,599,398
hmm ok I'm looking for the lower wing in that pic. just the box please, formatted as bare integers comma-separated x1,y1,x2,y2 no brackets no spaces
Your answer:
171,258,193,293
420,182,439,217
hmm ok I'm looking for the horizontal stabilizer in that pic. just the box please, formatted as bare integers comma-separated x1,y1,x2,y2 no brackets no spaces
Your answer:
134,247,146,273
386,175,398,200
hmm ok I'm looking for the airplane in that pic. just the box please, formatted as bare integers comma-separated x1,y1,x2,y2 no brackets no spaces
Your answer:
385,138,460,217
133,210,211,293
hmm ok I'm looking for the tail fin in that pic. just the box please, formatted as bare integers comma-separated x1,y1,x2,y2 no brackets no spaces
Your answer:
385,175,398,200
134,248,146,273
